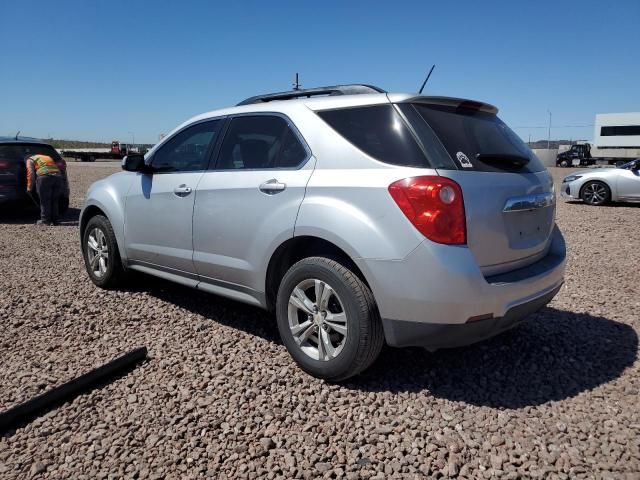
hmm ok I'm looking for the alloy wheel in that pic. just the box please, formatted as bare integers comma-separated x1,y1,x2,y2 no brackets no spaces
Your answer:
86,227,109,278
287,278,348,361
583,183,608,205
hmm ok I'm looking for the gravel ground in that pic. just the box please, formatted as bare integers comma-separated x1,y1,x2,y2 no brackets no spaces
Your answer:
0,163,638,479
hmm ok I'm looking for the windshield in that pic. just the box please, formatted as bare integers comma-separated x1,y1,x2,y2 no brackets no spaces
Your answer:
410,104,545,173
617,159,640,169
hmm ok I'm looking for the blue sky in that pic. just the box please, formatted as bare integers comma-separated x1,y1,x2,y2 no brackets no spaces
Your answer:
1,0,638,144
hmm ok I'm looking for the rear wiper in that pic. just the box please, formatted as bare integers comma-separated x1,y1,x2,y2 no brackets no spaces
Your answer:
476,153,530,168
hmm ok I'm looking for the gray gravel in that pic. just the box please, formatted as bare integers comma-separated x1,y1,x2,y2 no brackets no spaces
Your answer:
0,163,638,479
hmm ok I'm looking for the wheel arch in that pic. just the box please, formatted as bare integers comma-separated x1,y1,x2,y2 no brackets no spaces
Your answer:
80,199,128,262
79,204,107,235
264,235,372,312
579,178,612,201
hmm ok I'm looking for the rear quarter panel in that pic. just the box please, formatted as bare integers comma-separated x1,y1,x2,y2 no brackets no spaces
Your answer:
295,167,429,261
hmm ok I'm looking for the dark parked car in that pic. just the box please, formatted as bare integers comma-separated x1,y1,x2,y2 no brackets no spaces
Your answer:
0,137,70,213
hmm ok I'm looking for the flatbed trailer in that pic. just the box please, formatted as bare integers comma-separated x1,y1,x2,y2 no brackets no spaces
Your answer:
60,149,122,162
60,141,151,162
556,143,639,167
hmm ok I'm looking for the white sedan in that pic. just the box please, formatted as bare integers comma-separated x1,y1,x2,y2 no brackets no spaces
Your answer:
560,159,640,205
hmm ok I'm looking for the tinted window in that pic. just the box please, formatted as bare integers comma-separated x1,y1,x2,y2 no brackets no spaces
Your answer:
412,104,545,173
216,116,307,170
152,120,221,172
601,125,640,136
0,144,62,162
317,105,428,167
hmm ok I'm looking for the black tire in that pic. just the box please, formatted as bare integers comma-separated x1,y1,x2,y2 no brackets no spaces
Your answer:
276,256,384,381
581,181,611,206
81,214,125,288
558,159,570,168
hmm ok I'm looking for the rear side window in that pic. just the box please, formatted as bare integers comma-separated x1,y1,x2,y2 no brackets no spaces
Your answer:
317,105,429,168
411,104,545,173
215,115,308,170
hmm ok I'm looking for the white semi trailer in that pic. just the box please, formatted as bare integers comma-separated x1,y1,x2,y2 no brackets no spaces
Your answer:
556,112,640,167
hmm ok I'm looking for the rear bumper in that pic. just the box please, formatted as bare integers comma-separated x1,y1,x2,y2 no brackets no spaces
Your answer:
382,284,561,348
355,226,566,348
0,187,26,204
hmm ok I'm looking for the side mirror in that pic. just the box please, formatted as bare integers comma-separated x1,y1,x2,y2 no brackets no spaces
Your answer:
122,154,148,172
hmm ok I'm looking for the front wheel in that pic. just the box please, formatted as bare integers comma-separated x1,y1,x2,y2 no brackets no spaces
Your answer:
82,215,125,288
558,159,570,168
276,257,384,381
581,181,611,206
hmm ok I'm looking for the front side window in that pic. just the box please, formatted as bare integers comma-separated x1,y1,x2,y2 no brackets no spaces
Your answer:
215,115,307,170
151,120,221,172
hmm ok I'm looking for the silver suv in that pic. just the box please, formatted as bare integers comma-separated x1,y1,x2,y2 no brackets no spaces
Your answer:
80,85,566,380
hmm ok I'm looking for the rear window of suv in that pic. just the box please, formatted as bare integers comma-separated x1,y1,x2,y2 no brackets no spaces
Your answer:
0,143,63,162
410,103,545,173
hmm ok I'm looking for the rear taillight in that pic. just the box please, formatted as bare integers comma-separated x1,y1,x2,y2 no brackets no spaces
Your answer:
0,160,10,169
388,176,466,245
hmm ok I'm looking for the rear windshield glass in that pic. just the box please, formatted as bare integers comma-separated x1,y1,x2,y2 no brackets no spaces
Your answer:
411,104,545,173
0,144,62,163
317,105,430,168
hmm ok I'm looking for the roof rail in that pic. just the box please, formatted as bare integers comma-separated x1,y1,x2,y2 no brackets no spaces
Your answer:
236,84,386,106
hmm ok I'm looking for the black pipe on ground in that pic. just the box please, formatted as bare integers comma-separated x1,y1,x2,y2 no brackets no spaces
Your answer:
0,346,147,434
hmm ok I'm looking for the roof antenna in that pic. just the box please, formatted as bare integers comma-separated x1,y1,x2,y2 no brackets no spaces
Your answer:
292,73,301,91
15,130,20,140
418,64,436,94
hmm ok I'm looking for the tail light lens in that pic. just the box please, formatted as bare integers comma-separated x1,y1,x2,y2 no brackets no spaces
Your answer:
388,176,466,245
0,160,10,169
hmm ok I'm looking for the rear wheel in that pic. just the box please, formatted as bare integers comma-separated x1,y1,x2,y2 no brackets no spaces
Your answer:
82,215,125,288
276,257,384,381
581,181,611,206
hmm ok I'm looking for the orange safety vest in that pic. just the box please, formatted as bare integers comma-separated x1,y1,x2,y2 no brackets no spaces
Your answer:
30,155,61,176
25,155,61,191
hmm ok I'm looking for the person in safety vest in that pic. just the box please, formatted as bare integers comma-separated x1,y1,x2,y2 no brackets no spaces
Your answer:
25,154,67,225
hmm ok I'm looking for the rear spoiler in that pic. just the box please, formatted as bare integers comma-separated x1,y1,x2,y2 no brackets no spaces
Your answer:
398,95,498,114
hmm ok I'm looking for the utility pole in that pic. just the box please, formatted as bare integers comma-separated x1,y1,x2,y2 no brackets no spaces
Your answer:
547,110,552,150
128,131,135,147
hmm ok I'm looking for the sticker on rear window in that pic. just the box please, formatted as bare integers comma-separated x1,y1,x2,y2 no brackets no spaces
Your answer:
456,151,473,168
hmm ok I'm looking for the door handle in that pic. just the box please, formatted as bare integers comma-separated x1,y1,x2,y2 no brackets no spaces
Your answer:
259,179,286,194
173,184,192,197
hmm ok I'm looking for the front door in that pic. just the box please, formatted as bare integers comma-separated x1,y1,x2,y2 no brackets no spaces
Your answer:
192,114,314,293
124,119,223,274
617,162,640,200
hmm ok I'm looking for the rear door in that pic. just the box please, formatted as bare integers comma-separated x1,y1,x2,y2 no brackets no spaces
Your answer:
192,114,313,292
401,102,555,275
124,119,222,274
